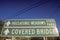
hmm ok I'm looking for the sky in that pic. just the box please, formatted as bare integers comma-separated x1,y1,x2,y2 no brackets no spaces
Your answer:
0,0,60,32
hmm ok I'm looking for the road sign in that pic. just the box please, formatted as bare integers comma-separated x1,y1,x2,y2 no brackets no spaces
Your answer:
4,19,55,27
1,28,59,37
1,19,59,37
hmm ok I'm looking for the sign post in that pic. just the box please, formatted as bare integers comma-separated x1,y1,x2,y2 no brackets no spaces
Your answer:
12,36,17,40
43,37,45,40
43,37,47,40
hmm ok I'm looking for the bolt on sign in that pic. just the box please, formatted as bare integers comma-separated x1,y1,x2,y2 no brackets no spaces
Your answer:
1,19,59,37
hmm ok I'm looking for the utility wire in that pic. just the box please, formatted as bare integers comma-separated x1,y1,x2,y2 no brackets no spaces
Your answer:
7,0,49,19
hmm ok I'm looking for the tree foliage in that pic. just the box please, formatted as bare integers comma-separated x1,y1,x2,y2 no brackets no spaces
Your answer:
0,20,4,34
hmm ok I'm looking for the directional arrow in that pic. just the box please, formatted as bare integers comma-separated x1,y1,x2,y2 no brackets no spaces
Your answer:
6,21,10,26
4,29,10,35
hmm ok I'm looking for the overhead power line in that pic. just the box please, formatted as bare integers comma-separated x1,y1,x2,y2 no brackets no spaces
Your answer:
7,0,49,19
